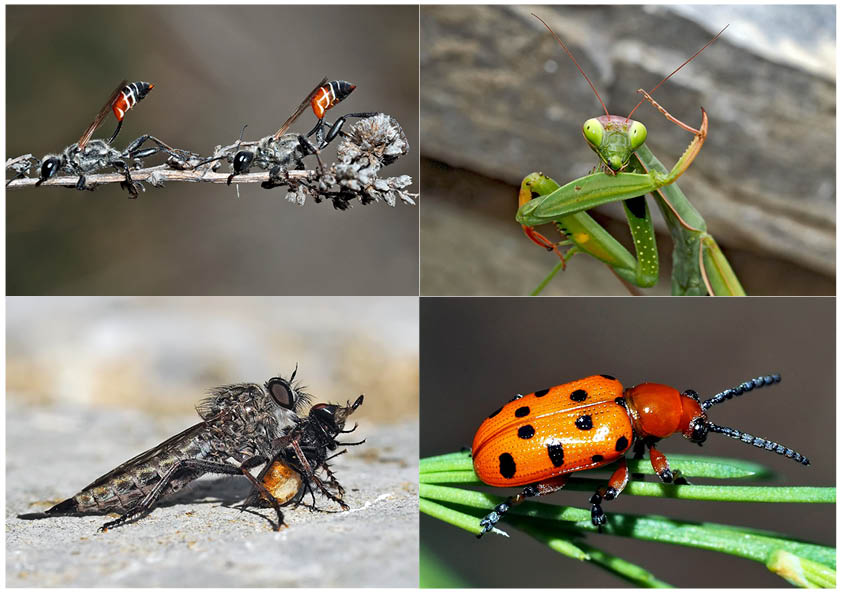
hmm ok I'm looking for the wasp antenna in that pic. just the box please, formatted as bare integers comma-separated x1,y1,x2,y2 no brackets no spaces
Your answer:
702,373,781,410
706,422,809,465
627,24,729,119
532,13,609,117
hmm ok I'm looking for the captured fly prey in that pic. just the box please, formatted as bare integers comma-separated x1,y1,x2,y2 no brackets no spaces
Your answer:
25,370,365,531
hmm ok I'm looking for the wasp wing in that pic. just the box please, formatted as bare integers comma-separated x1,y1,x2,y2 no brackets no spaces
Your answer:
273,76,328,140
76,80,128,148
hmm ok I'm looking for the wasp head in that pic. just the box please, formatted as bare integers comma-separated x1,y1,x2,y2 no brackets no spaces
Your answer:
37,156,63,184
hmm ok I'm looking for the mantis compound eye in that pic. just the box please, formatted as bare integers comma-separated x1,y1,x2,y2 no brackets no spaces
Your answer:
582,118,604,148
628,121,647,150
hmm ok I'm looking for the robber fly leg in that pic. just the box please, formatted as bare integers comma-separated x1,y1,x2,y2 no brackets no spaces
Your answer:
320,112,380,149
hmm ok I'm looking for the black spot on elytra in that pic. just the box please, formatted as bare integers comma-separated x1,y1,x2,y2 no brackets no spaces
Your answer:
517,425,535,439
615,435,630,452
624,195,647,219
534,388,550,397
515,406,530,418
499,452,516,478
488,406,503,419
600,374,616,380
615,397,626,408
547,442,564,467
570,389,588,402
575,415,593,431
592,454,604,463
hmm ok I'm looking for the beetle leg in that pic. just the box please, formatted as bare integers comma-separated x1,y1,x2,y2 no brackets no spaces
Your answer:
646,444,687,484
477,474,570,538
588,457,630,528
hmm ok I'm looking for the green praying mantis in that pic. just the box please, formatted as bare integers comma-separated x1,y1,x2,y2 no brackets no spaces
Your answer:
517,15,745,296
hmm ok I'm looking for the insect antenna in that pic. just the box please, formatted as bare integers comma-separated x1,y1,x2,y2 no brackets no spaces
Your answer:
532,13,609,117
705,422,810,465
701,373,781,409
627,24,729,119
699,373,809,465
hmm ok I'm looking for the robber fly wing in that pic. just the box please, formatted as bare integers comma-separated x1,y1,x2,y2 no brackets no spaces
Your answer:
76,80,128,149
78,421,208,491
273,76,328,140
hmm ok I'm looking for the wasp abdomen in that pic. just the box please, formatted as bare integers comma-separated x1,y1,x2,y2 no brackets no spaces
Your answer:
112,81,154,121
311,80,356,119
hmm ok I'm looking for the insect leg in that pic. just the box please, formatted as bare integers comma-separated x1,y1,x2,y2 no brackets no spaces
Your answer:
290,439,349,510
319,112,380,149
477,474,570,538
588,458,630,529
646,442,688,485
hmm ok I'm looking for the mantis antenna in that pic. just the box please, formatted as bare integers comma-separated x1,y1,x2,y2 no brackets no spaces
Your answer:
532,13,610,118
627,25,729,119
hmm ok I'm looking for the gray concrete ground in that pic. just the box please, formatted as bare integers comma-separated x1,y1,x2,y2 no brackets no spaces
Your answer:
7,399,418,587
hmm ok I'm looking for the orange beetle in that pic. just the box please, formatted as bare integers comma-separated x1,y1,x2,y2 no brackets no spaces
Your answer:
472,373,809,536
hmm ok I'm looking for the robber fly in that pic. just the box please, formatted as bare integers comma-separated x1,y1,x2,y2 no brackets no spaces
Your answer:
198,78,379,187
246,395,365,517
27,369,363,532
35,80,191,197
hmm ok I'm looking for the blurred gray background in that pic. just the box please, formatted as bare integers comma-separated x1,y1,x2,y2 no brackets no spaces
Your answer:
420,5,835,295
420,297,835,587
7,6,419,296
7,296,418,587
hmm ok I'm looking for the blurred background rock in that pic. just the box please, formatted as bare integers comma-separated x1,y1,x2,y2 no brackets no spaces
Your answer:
420,5,835,295
7,296,418,587
7,6,419,296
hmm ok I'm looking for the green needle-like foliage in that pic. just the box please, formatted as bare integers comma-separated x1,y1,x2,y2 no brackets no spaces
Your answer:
420,451,835,587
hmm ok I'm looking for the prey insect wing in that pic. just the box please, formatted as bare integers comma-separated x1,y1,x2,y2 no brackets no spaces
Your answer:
77,79,128,149
274,76,328,140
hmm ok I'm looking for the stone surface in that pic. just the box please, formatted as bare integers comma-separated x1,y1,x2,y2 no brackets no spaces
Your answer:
7,399,418,587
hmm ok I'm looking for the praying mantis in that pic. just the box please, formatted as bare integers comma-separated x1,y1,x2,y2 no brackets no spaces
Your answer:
517,15,745,296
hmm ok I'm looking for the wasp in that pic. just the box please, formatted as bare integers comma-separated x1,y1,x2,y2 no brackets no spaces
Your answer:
26,369,364,532
198,78,379,187
35,80,191,197
245,395,365,519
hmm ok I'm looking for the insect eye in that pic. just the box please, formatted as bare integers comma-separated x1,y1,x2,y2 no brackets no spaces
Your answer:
233,151,254,173
628,121,647,150
582,118,604,147
39,157,60,181
266,378,296,410
689,418,709,444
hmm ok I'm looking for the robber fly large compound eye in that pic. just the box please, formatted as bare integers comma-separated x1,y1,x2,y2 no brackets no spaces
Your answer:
265,377,297,410
39,157,62,182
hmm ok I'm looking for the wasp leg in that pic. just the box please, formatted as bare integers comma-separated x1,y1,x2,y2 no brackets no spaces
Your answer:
319,112,380,149
478,474,570,538
109,159,141,199
289,439,349,510
588,458,630,530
